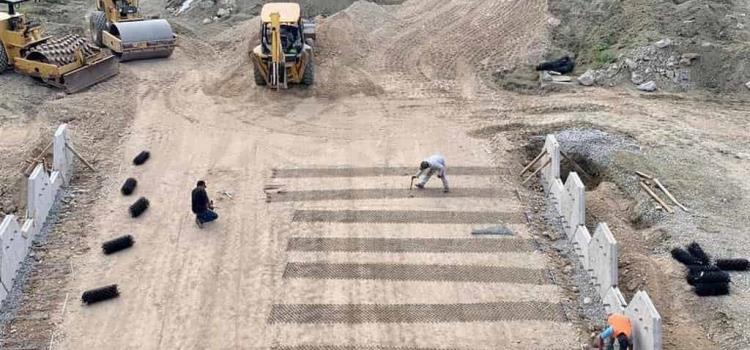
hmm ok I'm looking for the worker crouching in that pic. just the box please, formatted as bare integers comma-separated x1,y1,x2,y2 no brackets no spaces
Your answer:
192,180,218,228
595,312,633,350
412,154,449,193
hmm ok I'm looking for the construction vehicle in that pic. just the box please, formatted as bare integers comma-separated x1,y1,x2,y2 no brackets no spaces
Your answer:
251,2,315,89
0,0,118,93
89,0,176,61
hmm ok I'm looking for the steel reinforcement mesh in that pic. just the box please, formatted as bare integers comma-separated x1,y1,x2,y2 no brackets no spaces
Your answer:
271,167,502,178
268,301,566,323
286,237,535,253
292,210,519,224
283,263,550,284
266,188,510,202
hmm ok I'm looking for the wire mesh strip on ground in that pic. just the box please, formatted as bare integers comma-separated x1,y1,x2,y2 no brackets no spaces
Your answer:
291,210,520,224
283,263,550,284
267,301,566,323
287,237,535,253
266,188,511,202
271,347,462,350
271,167,502,178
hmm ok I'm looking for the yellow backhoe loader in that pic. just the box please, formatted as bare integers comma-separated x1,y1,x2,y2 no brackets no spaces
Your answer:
0,0,118,93
251,2,315,89
89,0,176,61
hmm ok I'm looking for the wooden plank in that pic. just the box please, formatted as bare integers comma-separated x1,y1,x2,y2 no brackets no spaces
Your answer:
639,181,673,213
519,149,547,176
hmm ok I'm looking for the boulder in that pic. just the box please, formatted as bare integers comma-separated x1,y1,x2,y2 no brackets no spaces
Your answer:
577,69,596,86
637,81,657,92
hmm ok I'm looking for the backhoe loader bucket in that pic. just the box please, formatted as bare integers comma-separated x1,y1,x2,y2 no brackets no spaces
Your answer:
106,19,176,61
61,54,119,93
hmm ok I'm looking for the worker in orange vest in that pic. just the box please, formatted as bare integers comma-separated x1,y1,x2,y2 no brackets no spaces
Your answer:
596,312,633,350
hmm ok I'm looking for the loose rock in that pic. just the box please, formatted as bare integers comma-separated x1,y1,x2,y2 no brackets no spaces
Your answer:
655,38,672,49
637,81,657,92
745,81,750,90
202,18,211,24
624,58,637,70
630,72,644,85
577,69,596,86
217,8,230,17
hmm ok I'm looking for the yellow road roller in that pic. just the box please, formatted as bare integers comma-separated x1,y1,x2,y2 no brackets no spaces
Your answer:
89,0,176,61
0,0,118,93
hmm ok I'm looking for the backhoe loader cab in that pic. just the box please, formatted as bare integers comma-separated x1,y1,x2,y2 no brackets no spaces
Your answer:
251,3,315,89
0,0,118,93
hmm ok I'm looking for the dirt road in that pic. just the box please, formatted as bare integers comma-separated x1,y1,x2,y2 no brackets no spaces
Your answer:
3,0,749,349
45,0,588,348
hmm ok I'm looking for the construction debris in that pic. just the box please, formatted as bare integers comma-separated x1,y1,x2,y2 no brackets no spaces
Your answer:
471,226,513,235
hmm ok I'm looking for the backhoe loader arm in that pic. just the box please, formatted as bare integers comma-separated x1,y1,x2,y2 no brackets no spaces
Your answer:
269,11,284,88
270,12,282,67
98,0,141,23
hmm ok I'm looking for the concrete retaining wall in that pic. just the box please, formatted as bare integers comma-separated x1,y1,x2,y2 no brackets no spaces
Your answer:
589,223,618,298
540,134,662,349
541,134,561,190
0,124,73,305
562,172,585,239
626,291,663,350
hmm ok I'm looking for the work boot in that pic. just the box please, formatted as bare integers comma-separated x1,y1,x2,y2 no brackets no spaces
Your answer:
443,188,450,193
196,217,204,229
415,183,425,189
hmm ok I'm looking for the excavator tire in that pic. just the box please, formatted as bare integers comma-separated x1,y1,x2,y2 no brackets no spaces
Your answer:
90,11,108,47
301,58,314,86
0,45,8,73
254,65,266,86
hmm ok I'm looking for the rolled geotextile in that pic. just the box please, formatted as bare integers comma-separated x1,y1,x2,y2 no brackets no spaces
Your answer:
102,235,135,254
82,284,120,304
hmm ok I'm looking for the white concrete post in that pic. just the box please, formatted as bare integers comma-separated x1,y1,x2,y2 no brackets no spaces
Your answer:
27,164,53,224
542,135,561,188
0,215,28,292
626,291,663,350
573,225,592,272
588,223,618,297
603,287,627,314
53,124,73,184
562,172,585,239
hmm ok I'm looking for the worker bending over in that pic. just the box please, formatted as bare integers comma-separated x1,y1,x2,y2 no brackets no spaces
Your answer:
413,154,449,193
192,180,218,228
596,312,633,350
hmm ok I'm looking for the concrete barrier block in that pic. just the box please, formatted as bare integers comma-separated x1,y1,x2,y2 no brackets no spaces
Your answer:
603,287,627,314
53,124,73,184
50,170,63,197
27,164,54,224
542,135,561,188
550,179,565,217
562,172,585,238
626,291,662,350
0,215,28,289
21,219,39,250
0,279,7,305
589,223,618,297
573,225,591,271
